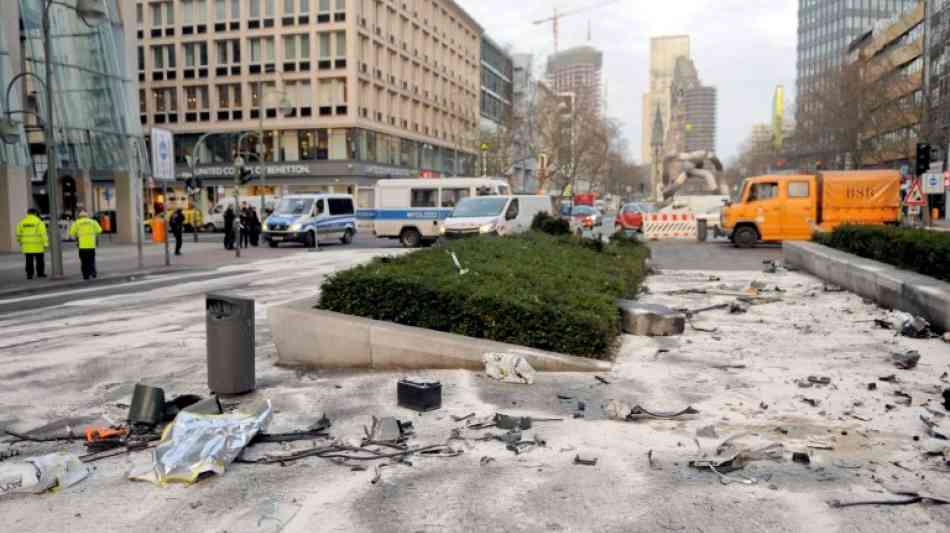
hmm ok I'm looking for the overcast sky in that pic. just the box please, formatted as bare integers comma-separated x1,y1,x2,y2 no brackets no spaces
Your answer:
457,0,798,163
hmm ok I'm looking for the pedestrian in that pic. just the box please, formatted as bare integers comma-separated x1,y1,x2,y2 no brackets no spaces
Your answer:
249,207,261,247
68,210,102,280
239,207,250,248
170,208,185,255
15,208,48,280
223,206,236,250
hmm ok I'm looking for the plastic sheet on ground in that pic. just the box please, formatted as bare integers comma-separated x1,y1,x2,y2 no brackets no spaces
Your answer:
129,400,272,486
483,352,536,385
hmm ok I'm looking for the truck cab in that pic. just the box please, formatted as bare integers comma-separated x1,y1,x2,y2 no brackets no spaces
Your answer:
722,175,819,247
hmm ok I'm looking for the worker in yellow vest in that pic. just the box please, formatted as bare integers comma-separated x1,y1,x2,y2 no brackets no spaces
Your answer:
69,210,103,280
15,208,49,279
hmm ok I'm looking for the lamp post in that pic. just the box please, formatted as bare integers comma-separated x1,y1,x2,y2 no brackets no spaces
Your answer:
255,81,293,212
0,0,108,278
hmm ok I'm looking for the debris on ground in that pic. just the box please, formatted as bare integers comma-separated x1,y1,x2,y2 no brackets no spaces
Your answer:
792,452,811,465
892,350,921,370
823,284,845,293
806,440,834,450
696,425,719,439
868,383,878,391
482,352,536,385
900,316,933,339
0,452,90,496
574,454,598,466
689,443,784,476
250,414,332,445
129,400,272,485
397,377,442,412
879,374,898,383
801,398,821,407
762,260,782,274
893,391,912,407
728,300,750,314
594,375,611,385
943,332,950,344
493,413,533,430
617,301,686,336
828,492,950,508
365,416,413,444
808,376,832,386
944,389,950,411
603,400,699,421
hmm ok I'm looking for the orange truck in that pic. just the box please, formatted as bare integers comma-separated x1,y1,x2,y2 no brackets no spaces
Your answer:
721,170,901,248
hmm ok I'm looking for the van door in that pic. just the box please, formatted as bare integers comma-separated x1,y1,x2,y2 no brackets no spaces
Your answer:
312,198,325,240
501,198,520,234
781,180,816,240
746,182,782,239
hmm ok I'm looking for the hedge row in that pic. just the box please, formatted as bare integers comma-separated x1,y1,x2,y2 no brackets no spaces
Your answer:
814,224,950,282
318,232,649,358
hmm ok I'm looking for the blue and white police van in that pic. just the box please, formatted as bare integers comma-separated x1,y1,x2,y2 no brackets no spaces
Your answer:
364,178,510,247
262,193,357,248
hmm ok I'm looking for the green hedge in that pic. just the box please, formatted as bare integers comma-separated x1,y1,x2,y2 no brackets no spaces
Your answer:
814,225,950,282
318,232,649,358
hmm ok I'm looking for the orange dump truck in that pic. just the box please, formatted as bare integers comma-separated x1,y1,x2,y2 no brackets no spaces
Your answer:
721,170,901,247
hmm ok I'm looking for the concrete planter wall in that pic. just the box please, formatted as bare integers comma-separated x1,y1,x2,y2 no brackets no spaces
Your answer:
268,297,611,372
784,241,950,331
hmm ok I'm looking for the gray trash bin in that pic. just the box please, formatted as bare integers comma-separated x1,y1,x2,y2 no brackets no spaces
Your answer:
206,293,255,395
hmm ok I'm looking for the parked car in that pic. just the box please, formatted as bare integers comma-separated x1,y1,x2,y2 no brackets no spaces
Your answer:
441,195,554,238
571,205,602,229
263,193,357,248
614,202,656,232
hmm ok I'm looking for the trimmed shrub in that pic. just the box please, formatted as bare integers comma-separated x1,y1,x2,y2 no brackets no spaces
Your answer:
531,211,571,236
814,225,950,282
318,232,649,359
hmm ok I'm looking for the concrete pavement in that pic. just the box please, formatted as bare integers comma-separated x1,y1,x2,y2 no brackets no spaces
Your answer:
1,239,949,532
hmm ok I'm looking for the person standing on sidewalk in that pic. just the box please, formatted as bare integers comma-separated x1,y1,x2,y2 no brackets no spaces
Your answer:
170,208,185,256
239,206,250,248
15,208,48,280
249,207,261,247
68,210,102,280
223,206,236,250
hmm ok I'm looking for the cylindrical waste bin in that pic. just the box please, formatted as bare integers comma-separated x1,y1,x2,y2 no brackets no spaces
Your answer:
152,216,166,243
206,293,255,394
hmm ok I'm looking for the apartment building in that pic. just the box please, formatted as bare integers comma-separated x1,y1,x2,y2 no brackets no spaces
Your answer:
546,45,602,114
132,0,483,207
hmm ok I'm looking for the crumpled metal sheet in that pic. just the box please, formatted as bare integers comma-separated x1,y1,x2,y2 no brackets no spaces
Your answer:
483,352,536,385
129,400,271,486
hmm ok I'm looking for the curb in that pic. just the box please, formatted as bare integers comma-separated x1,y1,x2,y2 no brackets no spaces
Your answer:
269,297,612,372
0,266,202,299
783,241,950,332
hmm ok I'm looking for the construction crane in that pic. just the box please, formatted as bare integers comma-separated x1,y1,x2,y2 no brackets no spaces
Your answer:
532,0,622,53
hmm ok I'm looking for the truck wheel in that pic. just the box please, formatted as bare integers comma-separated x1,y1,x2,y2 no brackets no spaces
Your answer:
733,226,758,248
269,240,279,248
203,223,216,233
305,231,316,248
400,228,421,248
341,228,354,245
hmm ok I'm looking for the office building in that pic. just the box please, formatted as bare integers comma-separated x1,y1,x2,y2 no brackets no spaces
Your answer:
927,0,949,161
132,0,483,211
545,45,602,113
479,35,512,129
641,35,689,165
796,0,917,124
510,53,536,191
1,0,144,252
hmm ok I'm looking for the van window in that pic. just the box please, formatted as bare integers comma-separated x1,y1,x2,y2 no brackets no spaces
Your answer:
328,198,354,215
788,182,810,198
411,188,437,207
505,199,519,220
440,188,470,208
475,186,494,196
314,199,325,216
275,198,313,215
748,183,779,202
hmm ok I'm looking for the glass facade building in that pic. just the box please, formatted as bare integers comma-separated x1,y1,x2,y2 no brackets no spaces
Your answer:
796,0,917,119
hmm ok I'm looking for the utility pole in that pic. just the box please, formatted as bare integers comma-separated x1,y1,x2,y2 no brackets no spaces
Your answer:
41,4,63,278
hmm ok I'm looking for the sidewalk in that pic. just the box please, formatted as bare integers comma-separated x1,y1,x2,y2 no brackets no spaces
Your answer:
0,235,304,296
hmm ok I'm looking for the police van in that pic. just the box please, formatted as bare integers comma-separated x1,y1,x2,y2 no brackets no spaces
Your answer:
367,178,510,247
262,193,357,248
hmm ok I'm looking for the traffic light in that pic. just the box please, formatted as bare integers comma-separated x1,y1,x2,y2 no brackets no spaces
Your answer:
916,142,931,177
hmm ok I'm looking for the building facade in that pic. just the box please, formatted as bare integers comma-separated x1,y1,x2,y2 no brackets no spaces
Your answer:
132,0,483,211
684,85,717,153
510,53,536,192
479,35,512,129
796,0,917,126
1,0,145,252
641,35,689,166
927,0,950,164
545,45,602,114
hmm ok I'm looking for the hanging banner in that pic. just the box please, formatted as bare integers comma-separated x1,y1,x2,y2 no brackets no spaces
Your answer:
150,128,175,181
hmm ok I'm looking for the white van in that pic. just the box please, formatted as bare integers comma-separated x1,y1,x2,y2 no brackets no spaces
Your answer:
262,193,357,247
369,177,510,247
205,195,277,232
441,195,555,238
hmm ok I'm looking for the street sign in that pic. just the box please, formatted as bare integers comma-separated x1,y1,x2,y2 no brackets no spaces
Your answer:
908,205,921,216
150,128,175,181
922,172,945,194
903,179,927,206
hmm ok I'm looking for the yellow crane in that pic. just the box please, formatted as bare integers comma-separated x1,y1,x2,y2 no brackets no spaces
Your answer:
532,0,623,53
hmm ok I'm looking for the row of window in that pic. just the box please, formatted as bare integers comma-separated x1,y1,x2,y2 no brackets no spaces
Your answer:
139,0,347,30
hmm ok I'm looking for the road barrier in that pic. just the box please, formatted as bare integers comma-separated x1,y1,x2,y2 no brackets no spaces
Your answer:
643,213,697,240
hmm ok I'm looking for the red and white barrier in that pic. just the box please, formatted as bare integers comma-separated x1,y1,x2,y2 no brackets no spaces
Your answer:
643,213,697,240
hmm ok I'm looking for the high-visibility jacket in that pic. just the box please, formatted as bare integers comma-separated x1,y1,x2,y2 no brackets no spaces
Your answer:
69,216,103,250
15,214,49,254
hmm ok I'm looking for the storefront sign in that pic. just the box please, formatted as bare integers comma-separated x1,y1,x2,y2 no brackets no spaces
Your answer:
180,160,413,180
151,128,175,181
922,172,945,195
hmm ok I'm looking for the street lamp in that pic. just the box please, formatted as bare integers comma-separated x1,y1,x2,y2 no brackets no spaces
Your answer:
254,81,293,211
1,0,108,278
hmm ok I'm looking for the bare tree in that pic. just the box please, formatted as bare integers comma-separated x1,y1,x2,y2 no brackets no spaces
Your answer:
796,56,922,169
